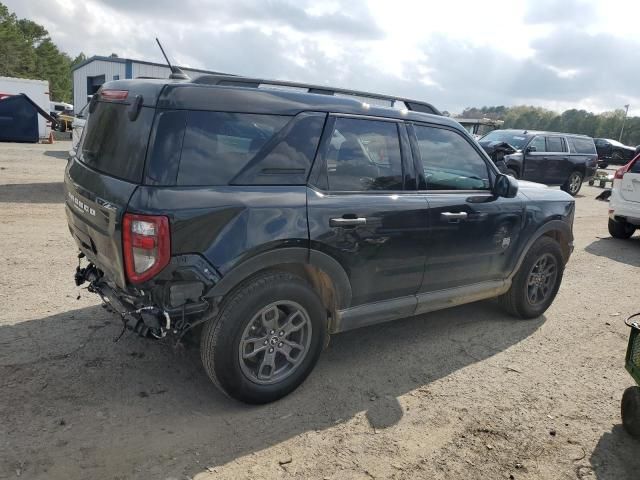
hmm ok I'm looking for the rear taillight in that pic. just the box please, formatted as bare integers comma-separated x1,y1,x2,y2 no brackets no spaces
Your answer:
101,89,128,101
614,155,639,179
122,213,170,283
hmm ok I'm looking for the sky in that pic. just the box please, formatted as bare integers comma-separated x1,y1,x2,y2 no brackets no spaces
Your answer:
5,0,640,115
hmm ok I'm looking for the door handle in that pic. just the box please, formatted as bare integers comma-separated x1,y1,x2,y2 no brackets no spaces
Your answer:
330,217,367,227
440,212,468,222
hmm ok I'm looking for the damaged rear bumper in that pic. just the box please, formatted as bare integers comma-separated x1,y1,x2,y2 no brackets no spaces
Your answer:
75,261,211,340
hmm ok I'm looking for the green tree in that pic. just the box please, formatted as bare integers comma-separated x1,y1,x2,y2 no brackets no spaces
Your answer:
0,2,77,102
460,104,640,146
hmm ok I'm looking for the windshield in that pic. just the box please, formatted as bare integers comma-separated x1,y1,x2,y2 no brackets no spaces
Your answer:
480,131,531,150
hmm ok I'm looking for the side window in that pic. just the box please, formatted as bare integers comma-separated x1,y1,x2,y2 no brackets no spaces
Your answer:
414,125,490,191
177,112,290,186
325,117,403,191
568,137,597,155
546,136,566,153
528,136,546,152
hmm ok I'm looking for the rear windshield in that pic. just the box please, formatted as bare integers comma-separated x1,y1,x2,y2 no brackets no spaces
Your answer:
568,137,596,154
80,102,154,182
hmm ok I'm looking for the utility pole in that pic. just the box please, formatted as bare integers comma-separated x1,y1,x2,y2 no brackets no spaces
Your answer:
619,104,630,142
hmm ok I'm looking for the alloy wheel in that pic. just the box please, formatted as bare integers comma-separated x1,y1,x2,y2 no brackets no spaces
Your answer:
526,253,558,306
568,173,582,195
238,301,313,385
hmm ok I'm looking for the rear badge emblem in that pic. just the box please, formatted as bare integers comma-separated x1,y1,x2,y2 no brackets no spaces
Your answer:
68,192,96,216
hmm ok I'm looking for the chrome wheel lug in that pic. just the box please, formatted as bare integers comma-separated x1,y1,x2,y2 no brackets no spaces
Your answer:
279,331,284,336
278,342,283,348
269,347,274,353
270,330,275,335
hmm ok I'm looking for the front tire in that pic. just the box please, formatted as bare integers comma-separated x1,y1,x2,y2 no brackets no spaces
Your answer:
622,386,640,438
499,236,564,319
609,218,636,239
201,271,327,404
506,168,519,179
561,171,583,196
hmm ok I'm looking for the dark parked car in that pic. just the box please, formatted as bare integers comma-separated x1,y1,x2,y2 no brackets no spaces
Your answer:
67,76,575,403
594,138,637,168
479,129,598,196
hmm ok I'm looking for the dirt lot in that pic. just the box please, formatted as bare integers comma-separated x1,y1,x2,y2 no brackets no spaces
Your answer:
1,141,639,480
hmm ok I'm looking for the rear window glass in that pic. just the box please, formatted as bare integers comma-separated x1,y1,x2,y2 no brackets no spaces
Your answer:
81,102,154,182
546,136,566,152
568,137,597,154
177,112,291,186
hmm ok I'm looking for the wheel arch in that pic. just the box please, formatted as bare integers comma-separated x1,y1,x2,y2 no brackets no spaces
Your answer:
208,248,352,329
509,220,573,279
505,161,521,177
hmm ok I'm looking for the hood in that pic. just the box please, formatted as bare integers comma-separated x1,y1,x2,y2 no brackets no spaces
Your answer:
516,179,575,202
517,179,547,189
479,140,518,156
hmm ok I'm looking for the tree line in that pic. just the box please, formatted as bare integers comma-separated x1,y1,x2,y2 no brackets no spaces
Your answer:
0,2,85,103
459,105,640,146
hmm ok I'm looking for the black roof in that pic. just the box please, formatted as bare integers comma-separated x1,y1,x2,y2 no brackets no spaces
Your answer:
99,77,461,131
191,74,441,116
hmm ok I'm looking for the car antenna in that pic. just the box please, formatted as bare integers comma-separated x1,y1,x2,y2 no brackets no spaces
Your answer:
156,38,190,80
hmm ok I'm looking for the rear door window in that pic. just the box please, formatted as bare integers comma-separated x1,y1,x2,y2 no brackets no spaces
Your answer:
414,125,490,191
546,136,566,153
324,117,403,191
177,112,290,186
80,102,155,183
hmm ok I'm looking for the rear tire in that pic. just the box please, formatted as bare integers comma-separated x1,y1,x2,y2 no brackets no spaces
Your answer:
622,386,640,438
499,236,564,319
201,271,327,404
561,171,583,196
608,218,636,239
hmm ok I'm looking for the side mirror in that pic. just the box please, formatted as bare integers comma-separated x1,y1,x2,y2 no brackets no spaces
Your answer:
526,145,537,153
494,173,519,198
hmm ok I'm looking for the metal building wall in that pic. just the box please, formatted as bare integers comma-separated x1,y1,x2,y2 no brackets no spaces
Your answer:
132,62,207,80
73,60,126,111
73,59,212,112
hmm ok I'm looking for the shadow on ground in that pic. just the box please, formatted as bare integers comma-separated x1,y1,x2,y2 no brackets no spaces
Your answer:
43,150,70,160
585,236,640,267
0,301,544,479
589,425,640,479
0,182,63,203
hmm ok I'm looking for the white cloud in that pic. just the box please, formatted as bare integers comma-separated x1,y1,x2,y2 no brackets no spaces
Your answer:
4,0,639,115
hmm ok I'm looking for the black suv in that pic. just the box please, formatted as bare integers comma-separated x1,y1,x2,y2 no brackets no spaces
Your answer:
479,129,597,196
67,76,575,403
594,138,637,168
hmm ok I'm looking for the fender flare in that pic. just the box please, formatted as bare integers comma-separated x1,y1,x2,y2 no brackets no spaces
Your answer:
208,247,352,309
508,220,573,279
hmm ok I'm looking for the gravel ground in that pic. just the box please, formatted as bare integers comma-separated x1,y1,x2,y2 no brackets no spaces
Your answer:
0,141,639,480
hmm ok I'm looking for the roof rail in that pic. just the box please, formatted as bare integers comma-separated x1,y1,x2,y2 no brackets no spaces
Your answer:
192,74,441,116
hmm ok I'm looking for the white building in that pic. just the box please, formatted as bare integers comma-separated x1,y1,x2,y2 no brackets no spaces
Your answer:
72,56,223,112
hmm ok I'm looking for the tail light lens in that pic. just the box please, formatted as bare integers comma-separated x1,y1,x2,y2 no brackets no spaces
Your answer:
101,89,129,101
614,155,639,179
122,213,170,283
